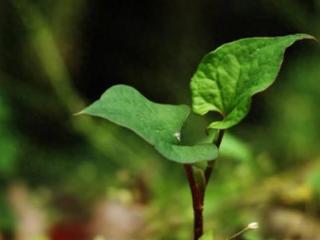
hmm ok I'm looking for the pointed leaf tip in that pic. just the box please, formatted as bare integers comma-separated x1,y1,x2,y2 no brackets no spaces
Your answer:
190,33,315,130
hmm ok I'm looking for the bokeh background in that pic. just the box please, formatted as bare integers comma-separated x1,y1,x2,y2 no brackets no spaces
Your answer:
0,0,320,239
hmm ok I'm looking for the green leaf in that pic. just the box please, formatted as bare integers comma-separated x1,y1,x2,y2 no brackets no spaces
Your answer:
190,33,314,129
79,85,217,163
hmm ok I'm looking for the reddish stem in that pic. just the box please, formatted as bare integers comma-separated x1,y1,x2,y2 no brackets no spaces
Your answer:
184,129,225,239
184,164,204,240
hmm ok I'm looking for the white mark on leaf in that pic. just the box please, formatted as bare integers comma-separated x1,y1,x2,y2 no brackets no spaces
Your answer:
174,132,181,141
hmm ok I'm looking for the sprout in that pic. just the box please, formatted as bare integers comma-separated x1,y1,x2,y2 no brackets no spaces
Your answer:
228,221,259,239
247,222,259,230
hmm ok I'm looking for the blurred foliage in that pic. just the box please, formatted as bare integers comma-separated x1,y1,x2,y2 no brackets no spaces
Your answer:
0,0,319,239
0,91,18,177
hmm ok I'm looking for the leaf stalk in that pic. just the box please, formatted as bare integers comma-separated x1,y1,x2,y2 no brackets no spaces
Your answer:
184,164,204,240
184,129,224,240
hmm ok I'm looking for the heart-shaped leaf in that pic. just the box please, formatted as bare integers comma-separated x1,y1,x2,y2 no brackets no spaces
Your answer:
190,33,314,129
79,85,218,163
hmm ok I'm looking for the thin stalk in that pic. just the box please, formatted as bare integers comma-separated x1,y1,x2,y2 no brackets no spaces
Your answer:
184,164,204,240
185,129,225,239
205,129,224,182
227,227,248,240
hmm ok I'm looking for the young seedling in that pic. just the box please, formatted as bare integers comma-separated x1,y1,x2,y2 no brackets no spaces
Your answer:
78,34,313,240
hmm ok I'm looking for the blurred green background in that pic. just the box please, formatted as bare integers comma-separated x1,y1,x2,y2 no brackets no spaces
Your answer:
0,0,319,239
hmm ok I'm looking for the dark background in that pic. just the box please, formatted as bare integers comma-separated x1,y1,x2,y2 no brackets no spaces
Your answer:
0,0,320,239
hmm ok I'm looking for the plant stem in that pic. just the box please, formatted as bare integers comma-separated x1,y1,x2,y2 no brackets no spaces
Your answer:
205,129,224,182
227,226,249,240
184,129,225,239
184,164,204,240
